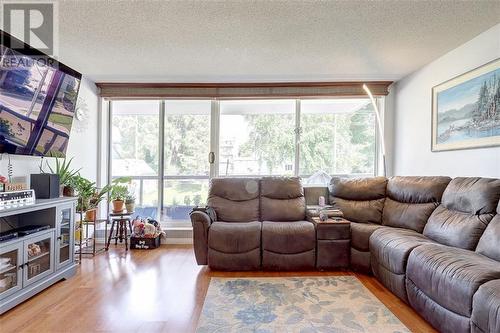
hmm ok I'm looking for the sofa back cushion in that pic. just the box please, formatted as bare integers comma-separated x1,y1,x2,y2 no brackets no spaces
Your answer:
423,177,500,250
207,178,260,222
329,177,387,224
382,176,451,232
476,201,500,261
260,177,305,221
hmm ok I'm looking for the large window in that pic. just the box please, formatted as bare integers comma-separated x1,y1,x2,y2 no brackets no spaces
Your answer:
108,97,381,224
300,99,376,177
219,100,295,176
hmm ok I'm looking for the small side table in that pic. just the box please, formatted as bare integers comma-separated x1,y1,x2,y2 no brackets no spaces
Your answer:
106,211,134,251
311,217,351,270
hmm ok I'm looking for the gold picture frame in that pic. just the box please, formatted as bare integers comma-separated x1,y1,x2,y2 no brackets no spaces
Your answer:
431,58,500,152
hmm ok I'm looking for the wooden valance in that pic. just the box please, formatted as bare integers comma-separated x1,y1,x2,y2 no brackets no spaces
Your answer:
96,81,392,99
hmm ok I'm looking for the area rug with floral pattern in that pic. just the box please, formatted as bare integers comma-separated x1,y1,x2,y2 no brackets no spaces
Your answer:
196,276,410,333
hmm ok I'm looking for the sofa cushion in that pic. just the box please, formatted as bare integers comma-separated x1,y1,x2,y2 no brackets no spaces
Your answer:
382,199,438,233
370,228,436,302
331,197,385,225
207,178,260,222
329,176,387,201
260,177,306,221
208,221,261,253
423,177,500,250
262,221,315,254
442,177,500,215
476,201,500,261
370,228,435,275
406,278,471,333
406,244,500,318
382,176,451,232
386,176,451,204
424,205,493,250
329,177,387,224
472,279,500,333
350,222,386,251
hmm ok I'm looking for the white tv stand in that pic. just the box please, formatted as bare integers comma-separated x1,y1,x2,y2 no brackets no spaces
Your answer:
0,196,77,314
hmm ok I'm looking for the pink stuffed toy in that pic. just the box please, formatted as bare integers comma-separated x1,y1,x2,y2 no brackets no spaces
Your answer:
132,218,145,237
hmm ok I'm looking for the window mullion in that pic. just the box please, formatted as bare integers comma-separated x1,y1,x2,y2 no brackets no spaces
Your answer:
106,101,113,218
158,100,166,221
294,99,301,177
210,99,220,178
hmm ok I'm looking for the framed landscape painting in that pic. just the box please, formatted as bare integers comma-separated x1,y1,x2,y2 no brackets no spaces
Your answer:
432,59,500,152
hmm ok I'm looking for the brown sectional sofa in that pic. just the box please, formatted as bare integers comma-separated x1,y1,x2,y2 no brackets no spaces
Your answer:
191,175,500,333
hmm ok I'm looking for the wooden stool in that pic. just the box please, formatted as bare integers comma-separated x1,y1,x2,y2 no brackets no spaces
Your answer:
106,212,134,251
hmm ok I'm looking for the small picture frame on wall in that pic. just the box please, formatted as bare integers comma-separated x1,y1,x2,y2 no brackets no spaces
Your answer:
431,58,500,152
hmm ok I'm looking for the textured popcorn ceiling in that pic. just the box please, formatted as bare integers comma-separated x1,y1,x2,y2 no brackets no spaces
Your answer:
44,1,500,82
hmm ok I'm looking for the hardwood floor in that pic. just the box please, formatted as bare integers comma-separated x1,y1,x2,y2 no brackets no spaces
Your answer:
0,245,436,333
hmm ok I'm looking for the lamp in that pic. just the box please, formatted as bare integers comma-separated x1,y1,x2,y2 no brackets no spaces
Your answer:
363,84,386,176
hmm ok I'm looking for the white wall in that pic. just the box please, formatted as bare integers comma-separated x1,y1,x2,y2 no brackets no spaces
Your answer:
393,24,500,178
0,77,99,184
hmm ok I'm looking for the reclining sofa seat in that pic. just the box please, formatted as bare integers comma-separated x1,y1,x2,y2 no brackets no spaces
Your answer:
260,177,316,270
369,176,451,302
328,176,387,272
405,177,500,333
204,178,261,270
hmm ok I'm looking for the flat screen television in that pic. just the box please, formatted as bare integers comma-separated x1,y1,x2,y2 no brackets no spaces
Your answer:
0,30,82,157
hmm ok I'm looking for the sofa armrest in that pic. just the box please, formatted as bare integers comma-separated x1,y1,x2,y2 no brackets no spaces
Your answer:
190,210,213,265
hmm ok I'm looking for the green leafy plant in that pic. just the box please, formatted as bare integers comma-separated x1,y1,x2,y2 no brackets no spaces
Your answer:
183,195,192,206
73,175,116,212
90,186,111,208
109,177,131,201
73,175,95,212
125,193,135,204
45,158,80,186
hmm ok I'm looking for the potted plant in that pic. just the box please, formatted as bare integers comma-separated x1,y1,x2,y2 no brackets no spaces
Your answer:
72,175,114,221
73,175,96,220
89,184,112,211
44,158,80,196
73,175,93,211
109,177,131,213
86,184,114,221
125,193,136,213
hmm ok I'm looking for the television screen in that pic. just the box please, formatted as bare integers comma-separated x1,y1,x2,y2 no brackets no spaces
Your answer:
0,31,82,157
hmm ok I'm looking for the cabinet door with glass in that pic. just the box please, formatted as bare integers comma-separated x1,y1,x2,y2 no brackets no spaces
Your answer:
55,203,74,270
0,242,23,301
23,230,54,287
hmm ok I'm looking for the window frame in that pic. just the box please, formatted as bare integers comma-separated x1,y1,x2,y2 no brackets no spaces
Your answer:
103,97,383,226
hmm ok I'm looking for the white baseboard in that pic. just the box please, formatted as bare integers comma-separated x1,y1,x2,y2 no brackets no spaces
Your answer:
163,237,193,244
